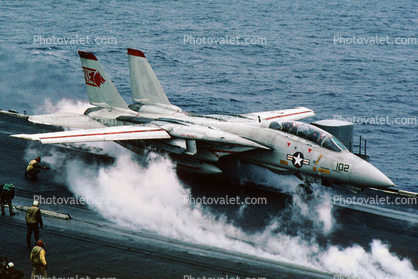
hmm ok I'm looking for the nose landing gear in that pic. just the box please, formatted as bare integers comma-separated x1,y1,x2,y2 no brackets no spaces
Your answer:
295,174,316,199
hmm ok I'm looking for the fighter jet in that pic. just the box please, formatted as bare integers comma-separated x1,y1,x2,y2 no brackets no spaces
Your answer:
12,49,395,194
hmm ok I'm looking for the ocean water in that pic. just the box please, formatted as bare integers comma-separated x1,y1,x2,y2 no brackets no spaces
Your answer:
1,1,418,278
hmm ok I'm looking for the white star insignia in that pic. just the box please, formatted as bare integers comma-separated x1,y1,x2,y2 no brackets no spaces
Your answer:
293,153,304,167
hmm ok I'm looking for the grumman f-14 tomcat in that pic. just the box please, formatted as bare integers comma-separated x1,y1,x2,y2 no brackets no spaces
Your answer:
12,49,395,194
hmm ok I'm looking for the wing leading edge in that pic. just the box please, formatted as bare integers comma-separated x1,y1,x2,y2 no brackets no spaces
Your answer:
12,125,171,144
242,107,315,122
28,113,106,129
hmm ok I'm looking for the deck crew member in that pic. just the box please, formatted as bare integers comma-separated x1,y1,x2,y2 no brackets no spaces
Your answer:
25,157,50,179
30,239,47,279
0,183,15,216
26,200,43,247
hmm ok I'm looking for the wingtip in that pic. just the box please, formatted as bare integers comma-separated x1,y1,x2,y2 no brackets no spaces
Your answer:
78,50,98,61
11,134,34,140
127,48,146,58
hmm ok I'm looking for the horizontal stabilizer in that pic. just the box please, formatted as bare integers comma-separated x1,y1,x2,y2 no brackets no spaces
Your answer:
12,125,170,144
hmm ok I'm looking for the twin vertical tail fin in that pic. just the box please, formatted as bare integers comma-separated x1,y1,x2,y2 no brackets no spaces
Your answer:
78,49,172,109
127,48,171,105
78,51,128,109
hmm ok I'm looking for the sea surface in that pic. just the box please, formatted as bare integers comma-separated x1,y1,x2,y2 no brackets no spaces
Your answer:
1,1,418,278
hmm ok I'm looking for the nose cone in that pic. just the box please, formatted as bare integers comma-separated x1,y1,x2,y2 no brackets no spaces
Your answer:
349,160,394,189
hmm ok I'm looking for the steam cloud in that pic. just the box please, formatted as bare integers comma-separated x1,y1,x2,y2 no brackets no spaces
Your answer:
54,149,417,279
35,98,93,115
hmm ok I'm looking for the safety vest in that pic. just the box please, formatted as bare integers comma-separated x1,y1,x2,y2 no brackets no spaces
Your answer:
26,206,40,225
31,246,45,265
2,183,14,193
27,160,38,171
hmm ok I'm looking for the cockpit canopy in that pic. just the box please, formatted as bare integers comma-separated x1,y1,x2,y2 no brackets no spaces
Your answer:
269,121,347,152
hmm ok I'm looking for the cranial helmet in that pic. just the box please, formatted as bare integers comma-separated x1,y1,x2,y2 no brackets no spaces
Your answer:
33,200,40,207
35,157,41,162
36,239,45,247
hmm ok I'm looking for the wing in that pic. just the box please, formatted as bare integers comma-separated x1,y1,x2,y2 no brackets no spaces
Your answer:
241,107,315,122
156,121,270,150
28,112,106,129
12,125,170,144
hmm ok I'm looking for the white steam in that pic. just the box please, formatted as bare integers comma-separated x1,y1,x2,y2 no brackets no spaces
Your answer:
290,193,335,235
35,98,93,115
66,152,248,244
316,199,334,234
53,151,418,279
320,240,417,278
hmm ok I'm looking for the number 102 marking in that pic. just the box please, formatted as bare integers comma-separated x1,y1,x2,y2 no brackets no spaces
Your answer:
336,163,349,172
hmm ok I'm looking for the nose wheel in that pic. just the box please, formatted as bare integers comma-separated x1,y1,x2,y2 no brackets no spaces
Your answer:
296,182,314,195
294,174,316,198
